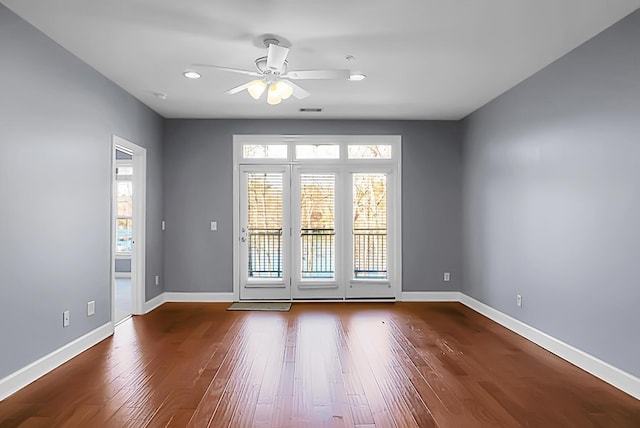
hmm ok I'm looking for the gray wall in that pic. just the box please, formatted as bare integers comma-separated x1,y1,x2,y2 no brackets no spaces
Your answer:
462,10,640,377
0,5,163,379
163,120,463,293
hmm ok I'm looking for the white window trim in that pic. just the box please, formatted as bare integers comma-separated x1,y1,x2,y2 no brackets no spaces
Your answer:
233,135,402,301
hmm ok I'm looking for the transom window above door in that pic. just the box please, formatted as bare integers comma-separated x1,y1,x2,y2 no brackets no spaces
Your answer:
236,135,397,164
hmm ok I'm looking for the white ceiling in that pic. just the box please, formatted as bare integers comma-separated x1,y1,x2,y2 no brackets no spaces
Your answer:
3,0,639,120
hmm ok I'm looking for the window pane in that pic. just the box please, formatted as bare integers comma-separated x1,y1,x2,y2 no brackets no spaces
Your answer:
116,166,133,176
348,144,392,159
116,218,133,252
300,174,335,279
353,173,387,279
247,173,283,278
117,182,133,217
295,144,340,159
243,144,287,159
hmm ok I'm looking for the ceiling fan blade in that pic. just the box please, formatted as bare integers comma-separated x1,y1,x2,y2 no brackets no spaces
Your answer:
266,44,289,71
192,64,261,77
281,80,310,99
282,69,349,80
224,81,252,95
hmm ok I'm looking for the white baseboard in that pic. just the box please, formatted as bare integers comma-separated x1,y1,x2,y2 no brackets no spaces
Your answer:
0,322,113,401
459,294,640,400
400,291,461,302
144,293,165,313
164,292,234,302
3,293,637,402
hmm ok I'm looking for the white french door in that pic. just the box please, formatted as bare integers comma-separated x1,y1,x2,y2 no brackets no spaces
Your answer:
235,136,401,301
239,165,291,300
292,167,343,299
346,170,395,299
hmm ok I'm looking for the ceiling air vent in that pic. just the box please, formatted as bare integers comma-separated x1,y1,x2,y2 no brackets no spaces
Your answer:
299,108,323,113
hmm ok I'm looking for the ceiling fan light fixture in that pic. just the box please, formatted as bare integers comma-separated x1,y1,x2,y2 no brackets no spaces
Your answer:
267,84,282,105
274,81,293,100
247,79,267,99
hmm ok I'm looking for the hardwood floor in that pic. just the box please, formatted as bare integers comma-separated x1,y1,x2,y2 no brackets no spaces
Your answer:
1,302,638,427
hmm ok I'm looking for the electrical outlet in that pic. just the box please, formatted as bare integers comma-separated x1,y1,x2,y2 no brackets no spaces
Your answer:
87,301,95,316
210,221,217,231
516,294,522,307
155,275,159,286
161,220,166,231
63,310,70,327
443,272,451,282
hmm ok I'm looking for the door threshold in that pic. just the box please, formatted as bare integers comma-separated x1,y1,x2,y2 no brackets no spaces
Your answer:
237,298,396,303
292,298,396,303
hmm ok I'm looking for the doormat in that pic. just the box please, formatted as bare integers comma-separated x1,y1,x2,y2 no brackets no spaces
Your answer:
227,302,292,311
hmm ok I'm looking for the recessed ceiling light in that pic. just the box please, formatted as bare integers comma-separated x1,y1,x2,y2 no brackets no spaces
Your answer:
299,108,322,113
349,73,366,81
183,71,201,79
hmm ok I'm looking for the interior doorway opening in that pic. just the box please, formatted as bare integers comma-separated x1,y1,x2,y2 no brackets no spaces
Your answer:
111,135,147,324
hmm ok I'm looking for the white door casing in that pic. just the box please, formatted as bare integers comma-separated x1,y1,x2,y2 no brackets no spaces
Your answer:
111,135,146,319
233,135,401,301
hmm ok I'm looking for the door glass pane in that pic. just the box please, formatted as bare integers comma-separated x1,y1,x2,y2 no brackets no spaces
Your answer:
296,144,340,159
247,173,283,278
353,173,387,279
300,174,335,279
116,218,133,252
116,181,133,253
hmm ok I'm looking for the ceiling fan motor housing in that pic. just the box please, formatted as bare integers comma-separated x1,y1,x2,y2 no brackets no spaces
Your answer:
255,57,287,83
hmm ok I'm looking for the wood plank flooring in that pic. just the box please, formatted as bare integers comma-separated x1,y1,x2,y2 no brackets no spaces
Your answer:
1,302,639,427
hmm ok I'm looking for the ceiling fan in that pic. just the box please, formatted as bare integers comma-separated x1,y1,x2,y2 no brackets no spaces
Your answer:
193,38,351,105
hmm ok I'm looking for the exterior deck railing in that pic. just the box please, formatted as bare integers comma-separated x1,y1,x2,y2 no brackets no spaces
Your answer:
353,228,388,279
247,227,387,279
248,228,282,278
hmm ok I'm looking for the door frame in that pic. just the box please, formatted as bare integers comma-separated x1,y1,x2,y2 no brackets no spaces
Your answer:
232,135,402,302
111,135,147,320
291,166,344,300
238,164,292,300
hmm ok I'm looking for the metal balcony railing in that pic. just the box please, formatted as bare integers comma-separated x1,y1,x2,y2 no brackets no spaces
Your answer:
301,228,335,278
248,228,282,278
247,227,387,279
353,228,387,279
